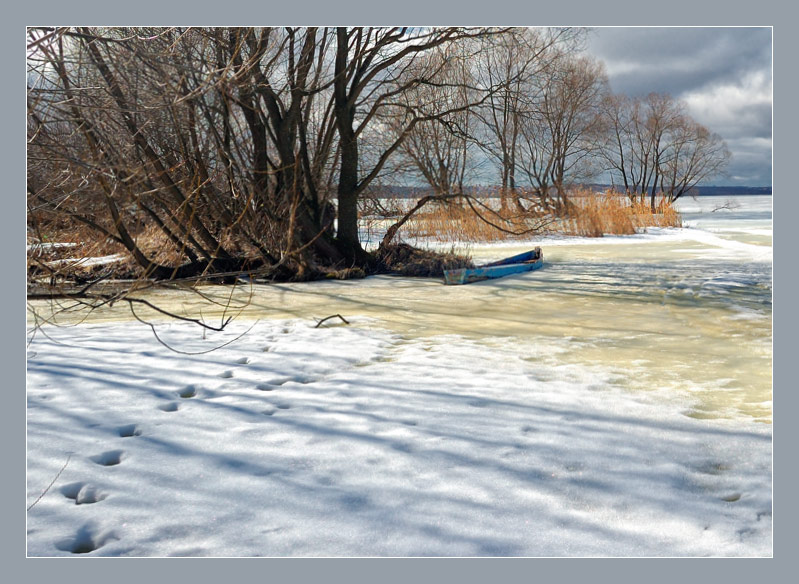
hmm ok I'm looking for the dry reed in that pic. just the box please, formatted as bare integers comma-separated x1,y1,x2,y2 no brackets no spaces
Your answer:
403,199,536,242
400,190,681,242
558,192,681,237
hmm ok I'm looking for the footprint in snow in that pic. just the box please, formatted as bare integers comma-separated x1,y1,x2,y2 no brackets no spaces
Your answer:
177,385,198,398
61,482,107,505
235,357,251,365
55,523,119,554
339,493,370,511
117,424,142,438
218,370,234,379
391,442,414,453
264,376,301,386
90,450,125,467
256,383,276,392
721,493,742,502
158,402,179,412
694,461,732,475
293,376,317,385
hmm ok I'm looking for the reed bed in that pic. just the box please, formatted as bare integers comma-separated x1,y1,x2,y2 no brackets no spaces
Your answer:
403,200,533,242
559,192,682,237
397,190,681,242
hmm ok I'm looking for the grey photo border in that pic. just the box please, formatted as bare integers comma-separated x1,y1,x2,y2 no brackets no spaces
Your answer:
8,1,788,581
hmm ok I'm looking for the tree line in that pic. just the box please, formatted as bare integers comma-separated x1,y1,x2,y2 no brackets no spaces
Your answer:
27,27,730,282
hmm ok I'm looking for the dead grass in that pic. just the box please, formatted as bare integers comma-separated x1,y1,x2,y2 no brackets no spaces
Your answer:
558,192,681,237
403,199,538,243
398,190,681,242
27,221,190,282
377,243,474,277
133,223,193,267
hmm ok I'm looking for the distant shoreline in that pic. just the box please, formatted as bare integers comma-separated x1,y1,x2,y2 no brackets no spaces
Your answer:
369,185,773,199
658,187,772,197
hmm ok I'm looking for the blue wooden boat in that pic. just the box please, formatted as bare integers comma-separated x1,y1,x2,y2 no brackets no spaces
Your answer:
443,247,543,285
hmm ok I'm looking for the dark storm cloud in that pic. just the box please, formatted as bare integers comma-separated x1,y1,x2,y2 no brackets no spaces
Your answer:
585,27,772,186
722,138,773,185
586,27,771,98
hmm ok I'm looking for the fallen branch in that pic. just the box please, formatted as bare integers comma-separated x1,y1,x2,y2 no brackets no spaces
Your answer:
379,194,465,250
712,200,739,213
314,314,350,328
27,454,72,512
28,289,233,332
128,304,258,355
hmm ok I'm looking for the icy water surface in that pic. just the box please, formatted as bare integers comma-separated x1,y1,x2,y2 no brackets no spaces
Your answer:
29,196,772,423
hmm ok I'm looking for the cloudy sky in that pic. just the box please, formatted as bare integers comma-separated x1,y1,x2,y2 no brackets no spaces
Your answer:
585,27,772,186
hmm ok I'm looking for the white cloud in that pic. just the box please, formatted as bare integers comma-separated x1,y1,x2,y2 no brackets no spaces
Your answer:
681,70,772,136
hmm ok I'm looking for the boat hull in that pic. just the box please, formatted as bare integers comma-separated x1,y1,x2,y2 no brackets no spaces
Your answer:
481,249,540,267
444,248,543,285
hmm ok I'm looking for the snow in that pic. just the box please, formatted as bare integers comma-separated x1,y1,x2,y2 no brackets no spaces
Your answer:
26,242,79,251
25,320,772,557
26,195,772,557
42,254,127,268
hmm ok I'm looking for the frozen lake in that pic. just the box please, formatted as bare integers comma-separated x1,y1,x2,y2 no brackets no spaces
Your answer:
35,195,771,422
26,194,772,556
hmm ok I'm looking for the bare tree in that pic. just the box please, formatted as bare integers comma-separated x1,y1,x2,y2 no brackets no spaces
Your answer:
28,27,332,282
472,28,580,211
330,26,513,262
639,93,686,211
516,53,608,212
388,43,478,196
660,118,731,201
597,93,637,197
29,28,468,278
598,91,730,208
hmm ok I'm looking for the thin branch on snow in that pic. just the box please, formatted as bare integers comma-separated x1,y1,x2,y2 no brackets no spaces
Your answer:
27,454,72,512
314,314,350,328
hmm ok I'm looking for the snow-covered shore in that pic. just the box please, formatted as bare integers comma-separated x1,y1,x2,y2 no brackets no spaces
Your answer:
26,318,771,556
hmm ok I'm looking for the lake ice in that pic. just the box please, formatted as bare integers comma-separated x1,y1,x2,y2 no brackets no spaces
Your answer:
26,195,772,556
